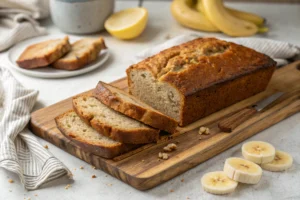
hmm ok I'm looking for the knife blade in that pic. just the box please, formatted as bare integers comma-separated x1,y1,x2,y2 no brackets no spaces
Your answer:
253,92,284,111
218,92,284,132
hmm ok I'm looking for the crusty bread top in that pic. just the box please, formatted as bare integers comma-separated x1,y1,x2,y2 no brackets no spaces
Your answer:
93,81,178,133
54,37,106,62
17,36,71,67
127,38,276,96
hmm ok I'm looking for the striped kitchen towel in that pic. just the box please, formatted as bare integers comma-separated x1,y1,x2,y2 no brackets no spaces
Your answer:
0,66,71,190
132,34,300,66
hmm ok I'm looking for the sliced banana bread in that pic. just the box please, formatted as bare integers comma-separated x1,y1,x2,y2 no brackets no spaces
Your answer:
93,81,177,134
73,95,159,144
52,37,107,70
17,36,71,69
55,110,137,158
127,37,276,126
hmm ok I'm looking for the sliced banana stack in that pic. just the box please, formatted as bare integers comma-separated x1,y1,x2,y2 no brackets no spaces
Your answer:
201,171,238,195
224,157,262,184
261,150,293,172
242,141,275,164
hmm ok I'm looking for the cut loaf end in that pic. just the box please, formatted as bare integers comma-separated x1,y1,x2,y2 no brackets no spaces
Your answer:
93,81,178,134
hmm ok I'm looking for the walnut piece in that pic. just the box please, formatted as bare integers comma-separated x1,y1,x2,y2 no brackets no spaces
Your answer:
163,143,177,152
199,126,210,135
158,152,169,160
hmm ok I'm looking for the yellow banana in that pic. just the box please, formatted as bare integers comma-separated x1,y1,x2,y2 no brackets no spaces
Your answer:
201,0,258,37
170,0,219,32
196,0,265,26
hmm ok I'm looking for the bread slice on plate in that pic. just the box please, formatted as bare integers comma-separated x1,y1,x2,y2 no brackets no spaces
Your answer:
93,81,178,134
52,37,107,71
55,110,137,158
17,36,71,69
73,95,159,144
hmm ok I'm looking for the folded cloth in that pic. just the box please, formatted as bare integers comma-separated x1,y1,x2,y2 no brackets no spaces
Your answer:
0,66,71,190
0,0,49,52
132,34,300,66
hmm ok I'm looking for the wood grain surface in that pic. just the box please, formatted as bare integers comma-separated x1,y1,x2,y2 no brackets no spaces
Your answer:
30,61,300,190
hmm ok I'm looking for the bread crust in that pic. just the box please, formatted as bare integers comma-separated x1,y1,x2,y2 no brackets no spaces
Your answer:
93,81,177,133
127,37,276,126
52,37,107,71
55,110,137,158
73,95,159,144
17,36,71,69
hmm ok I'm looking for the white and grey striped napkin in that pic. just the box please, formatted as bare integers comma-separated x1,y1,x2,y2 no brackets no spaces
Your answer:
0,66,71,190
132,34,300,66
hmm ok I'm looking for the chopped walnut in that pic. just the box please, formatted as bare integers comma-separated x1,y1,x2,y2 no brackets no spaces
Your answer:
163,143,177,152
158,152,169,160
199,127,210,135
92,175,97,178
8,179,14,183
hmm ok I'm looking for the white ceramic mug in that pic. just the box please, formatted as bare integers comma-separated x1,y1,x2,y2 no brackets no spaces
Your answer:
50,0,114,34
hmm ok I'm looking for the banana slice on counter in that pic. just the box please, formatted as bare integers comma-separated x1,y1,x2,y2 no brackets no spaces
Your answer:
201,171,238,195
224,157,262,184
242,141,276,164
261,150,293,172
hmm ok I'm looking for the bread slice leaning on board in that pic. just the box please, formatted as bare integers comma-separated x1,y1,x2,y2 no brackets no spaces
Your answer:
72,95,159,144
93,81,178,134
17,36,71,69
55,110,137,158
53,37,107,70
127,37,276,126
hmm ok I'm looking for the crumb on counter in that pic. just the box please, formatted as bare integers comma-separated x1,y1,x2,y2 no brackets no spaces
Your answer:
8,179,14,183
91,165,96,169
65,184,71,190
199,126,210,135
163,143,177,152
80,166,84,169
44,145,48,149
170,189,174,192
181,178,184,182
92,175,97,178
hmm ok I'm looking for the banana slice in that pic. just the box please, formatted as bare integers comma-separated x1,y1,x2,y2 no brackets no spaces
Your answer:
224,157,262,184
242,141,275,164
261,150,293,172
201,171,238,195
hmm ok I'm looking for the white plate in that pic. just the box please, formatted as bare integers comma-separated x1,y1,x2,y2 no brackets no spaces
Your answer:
7,35,109,78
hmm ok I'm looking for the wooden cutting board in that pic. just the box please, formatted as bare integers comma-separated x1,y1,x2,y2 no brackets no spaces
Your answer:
30,61,300,190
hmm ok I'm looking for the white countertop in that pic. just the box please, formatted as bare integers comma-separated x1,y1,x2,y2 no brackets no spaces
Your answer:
0,1,299,199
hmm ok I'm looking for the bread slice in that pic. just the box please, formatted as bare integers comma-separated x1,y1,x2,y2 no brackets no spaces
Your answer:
17,36,71,69
52,37,107,70
55,110,137,158
73,95,159,144
93,81,178,134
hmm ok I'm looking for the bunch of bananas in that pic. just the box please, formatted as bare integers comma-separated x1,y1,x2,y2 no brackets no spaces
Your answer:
171,0,267,37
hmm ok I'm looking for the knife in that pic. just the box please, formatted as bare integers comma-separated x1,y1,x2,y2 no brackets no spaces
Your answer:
218,92,284,132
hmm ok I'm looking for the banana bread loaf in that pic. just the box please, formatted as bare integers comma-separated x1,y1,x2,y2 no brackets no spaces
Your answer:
126,38,276,126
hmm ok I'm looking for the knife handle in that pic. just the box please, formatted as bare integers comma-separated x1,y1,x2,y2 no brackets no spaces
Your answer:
218,107,257,132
